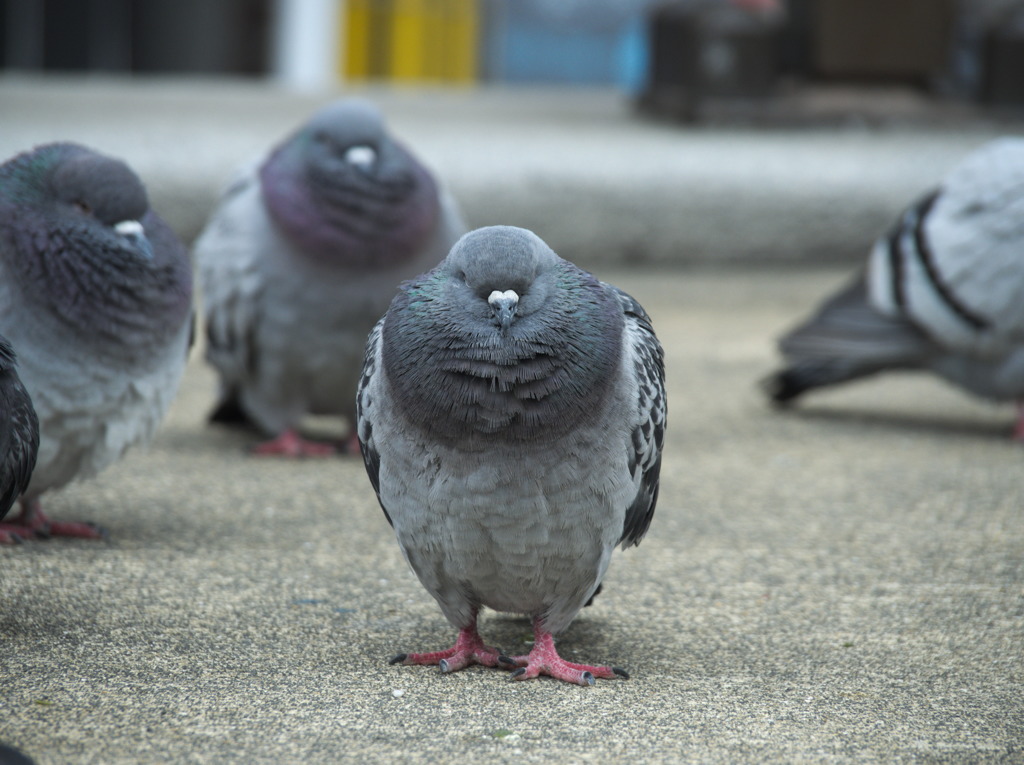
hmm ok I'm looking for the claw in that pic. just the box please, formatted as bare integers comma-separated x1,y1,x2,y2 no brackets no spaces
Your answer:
0,530,25,545
388,653,408,665
509,668,526,680
612,667,629,679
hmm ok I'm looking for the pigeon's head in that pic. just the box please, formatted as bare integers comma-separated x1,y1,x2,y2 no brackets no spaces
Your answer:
260,98,441,267
443,226,558,333
50,147,150,227
0,143,192,344
1,143,157,263
384,226,625,443
299,99,389,179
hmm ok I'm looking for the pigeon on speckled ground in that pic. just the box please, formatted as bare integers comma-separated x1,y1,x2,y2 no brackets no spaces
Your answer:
0,143,193,540
196,98,466,457
0,335,39,544
764,138,1024,437
357,226,666,685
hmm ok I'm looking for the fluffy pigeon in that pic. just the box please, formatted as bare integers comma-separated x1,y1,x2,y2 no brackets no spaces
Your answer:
765,138,1024,436
357,226,666,685
0,142,194,540
0,335,39,544
197,98,466,457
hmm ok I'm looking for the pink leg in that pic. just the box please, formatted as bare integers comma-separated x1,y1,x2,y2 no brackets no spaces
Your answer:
0,498,106,543
250,428,338,458
499,619,629,686
1013,402,1024,442
389,622,504,673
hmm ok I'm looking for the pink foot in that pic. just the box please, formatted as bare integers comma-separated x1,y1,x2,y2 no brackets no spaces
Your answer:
389,624,504,673
250,428,338,458
499,621,629,686
0,499,107,544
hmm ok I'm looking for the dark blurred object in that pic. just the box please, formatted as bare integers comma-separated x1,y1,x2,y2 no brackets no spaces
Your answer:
0,0,270,74
0,743,35,765
982,3,1024,105
812,0,955,86
638,0,785,121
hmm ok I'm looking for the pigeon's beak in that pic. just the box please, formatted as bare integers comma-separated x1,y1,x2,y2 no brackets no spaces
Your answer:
114,219,154,260
488,289,519,331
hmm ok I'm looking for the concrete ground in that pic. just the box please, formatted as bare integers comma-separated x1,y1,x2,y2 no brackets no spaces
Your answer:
2,267,1022,764
1,77,1023,763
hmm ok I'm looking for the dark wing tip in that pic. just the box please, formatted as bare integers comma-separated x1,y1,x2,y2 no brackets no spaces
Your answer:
760,368,809,406
207,390,253,427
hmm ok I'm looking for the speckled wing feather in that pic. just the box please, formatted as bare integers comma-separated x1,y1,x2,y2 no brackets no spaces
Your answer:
0,340,38,520
766,138,1024,409
196,163,266,411
355,317,387,525
868,137,1024,355
610,286,666,548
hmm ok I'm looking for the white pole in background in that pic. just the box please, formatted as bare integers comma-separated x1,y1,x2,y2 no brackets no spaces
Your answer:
272,0,345,92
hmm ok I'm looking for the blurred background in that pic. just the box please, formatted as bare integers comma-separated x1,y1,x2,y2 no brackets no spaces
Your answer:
1,0,1022,268
2,0,1023,108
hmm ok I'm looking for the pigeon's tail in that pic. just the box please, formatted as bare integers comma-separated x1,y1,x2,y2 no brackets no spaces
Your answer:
207,388,254,428
764,274,935,404
763,359,882,404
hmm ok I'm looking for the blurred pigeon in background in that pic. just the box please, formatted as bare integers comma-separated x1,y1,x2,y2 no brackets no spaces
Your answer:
765,138,1024,437
0,335,39,544
196,98,466,457
0,143,194,540
357,226,666,685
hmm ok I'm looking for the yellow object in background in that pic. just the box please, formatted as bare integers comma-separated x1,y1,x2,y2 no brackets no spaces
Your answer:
342,0,478,82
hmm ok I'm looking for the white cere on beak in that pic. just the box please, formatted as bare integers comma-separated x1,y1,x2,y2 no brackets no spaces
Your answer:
114,220,145,237
344,145,377,169
488,290,519,308
114,219,154,259
488,289,519,330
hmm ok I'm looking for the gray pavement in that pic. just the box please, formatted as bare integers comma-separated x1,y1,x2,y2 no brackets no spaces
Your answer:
1,74,1017,265
2,267,1022,763
1,77,1023,763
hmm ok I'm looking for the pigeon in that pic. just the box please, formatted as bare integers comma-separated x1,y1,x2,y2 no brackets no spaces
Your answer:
764,137,1024,436
0,335,39,544
0,142,194,540
357,226,666,685
196,98,466,457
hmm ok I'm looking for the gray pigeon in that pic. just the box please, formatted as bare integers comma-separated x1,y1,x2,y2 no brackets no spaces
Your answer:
0,142,194,539
197,98,466,457
0,335,39,544
357,226,666,685
765,137,1024,436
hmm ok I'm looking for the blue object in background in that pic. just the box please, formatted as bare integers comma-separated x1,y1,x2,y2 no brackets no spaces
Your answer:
483,0,650,89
